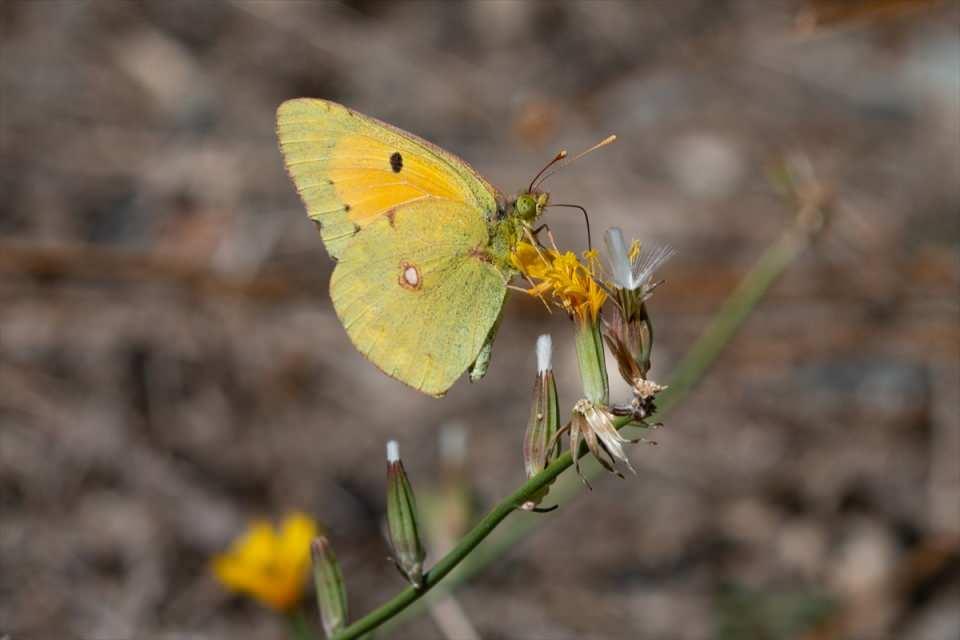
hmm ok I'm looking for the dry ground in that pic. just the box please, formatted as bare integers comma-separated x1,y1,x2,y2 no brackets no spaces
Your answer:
1,2,958,639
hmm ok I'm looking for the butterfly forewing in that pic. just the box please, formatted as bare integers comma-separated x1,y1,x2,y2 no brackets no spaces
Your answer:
276,98,501,259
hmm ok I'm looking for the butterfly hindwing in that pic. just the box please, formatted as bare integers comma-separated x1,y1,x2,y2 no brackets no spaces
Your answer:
276,98,501,259
329,200,506,396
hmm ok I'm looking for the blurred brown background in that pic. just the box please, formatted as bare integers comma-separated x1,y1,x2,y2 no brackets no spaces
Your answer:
1,1,958,639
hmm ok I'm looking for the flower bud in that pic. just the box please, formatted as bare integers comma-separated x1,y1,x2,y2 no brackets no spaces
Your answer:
522,335,560,510
311,535,348,638
524,335,560,476
386,440,426,588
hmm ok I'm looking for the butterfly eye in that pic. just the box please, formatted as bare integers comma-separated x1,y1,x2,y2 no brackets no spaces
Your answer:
516,195,536,218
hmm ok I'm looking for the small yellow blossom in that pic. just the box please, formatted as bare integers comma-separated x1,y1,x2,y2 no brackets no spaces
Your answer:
212,512,317,611
511,241,607,323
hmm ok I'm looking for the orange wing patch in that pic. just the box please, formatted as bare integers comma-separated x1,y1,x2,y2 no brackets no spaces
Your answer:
328,134,464,227
277,98,501,260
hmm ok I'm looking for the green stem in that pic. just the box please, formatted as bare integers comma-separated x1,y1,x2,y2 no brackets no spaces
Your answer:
332,428,609,640
287,608,315,640
657,225,813,414
573,317,609,404
333,221,817,640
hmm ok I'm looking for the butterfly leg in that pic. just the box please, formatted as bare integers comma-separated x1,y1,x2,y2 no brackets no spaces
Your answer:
468,307,504,383
522,225,555,267
528,223,560,251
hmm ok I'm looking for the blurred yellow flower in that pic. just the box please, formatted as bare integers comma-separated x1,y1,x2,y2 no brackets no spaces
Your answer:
212,512,317,612
512,241,607,323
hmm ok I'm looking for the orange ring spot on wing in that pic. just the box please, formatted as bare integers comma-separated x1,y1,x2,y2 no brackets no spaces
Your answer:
398,261,422,291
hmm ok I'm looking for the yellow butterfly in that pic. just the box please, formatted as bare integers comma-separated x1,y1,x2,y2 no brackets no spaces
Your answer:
277,98,606,396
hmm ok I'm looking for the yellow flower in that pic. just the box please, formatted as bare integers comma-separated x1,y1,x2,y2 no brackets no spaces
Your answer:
511,241,607,323
212,512,317,612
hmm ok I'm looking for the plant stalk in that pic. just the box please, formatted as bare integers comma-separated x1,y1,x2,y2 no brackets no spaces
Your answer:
333,217,819,640
573,317,609,404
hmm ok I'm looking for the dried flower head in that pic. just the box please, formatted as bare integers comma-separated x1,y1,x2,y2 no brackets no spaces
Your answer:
598,228,673,413
603,227,674,296
212,512,317,612
567,399,651,484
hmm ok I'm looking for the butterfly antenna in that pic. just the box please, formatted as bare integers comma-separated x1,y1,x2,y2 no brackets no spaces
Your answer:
534,134,617,190
547,203,593,250
528,150,568,193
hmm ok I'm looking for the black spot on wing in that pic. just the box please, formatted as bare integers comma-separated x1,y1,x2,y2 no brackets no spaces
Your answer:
390,152,403,174
344,204,351,212
353,223,361,235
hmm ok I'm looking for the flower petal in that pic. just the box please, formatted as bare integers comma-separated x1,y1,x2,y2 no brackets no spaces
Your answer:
212,513,317,612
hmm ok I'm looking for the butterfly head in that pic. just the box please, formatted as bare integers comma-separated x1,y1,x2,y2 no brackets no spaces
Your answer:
514,135,616,227
513,191,550,223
